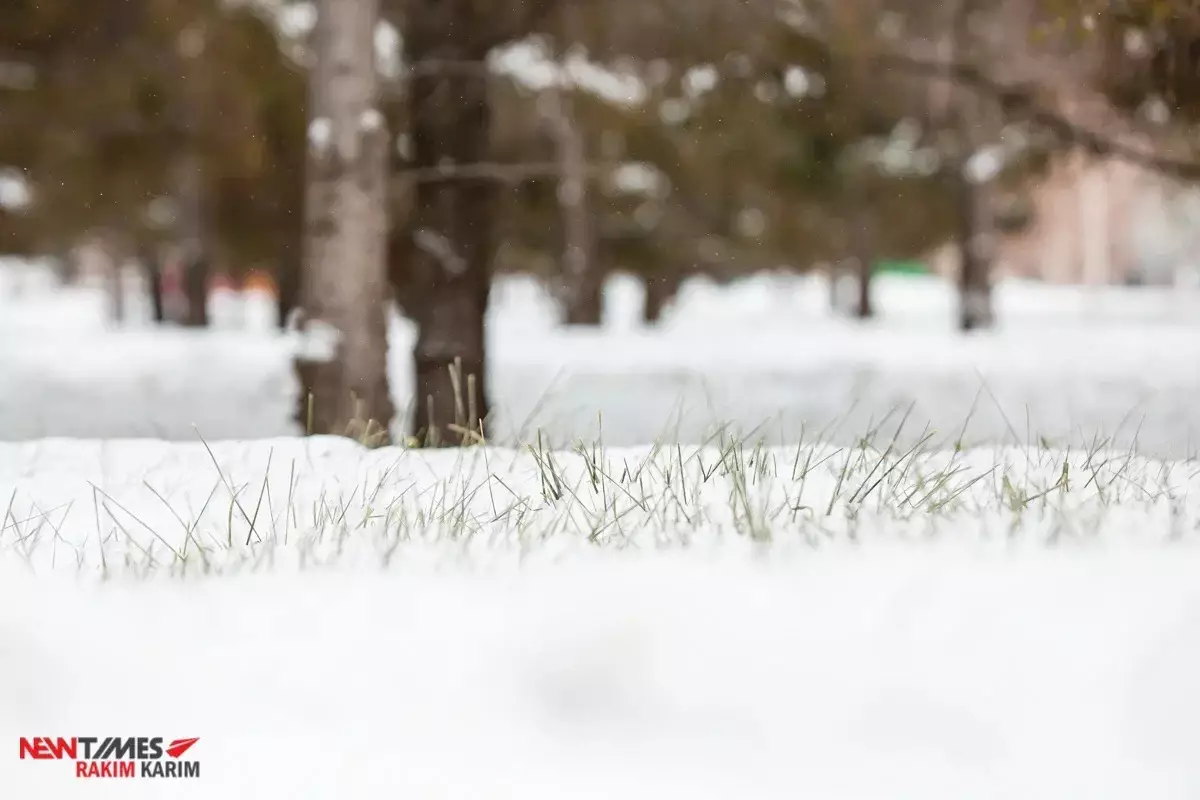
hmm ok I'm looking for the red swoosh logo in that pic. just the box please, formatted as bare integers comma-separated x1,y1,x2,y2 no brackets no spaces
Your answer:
166,738,199,758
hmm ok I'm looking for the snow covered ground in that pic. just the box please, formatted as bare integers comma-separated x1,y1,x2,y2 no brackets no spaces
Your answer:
3,261,1200,457
2,436,1200,797
11,547,1200,798
6,261,1200,796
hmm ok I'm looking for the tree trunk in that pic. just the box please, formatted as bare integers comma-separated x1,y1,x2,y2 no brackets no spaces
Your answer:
564,271,603,326
295,0,393,444
854,253,873,319
955,170,995,331
541,9,602,327
401,21,494,446
276,240,301,330
140,243,166,324
106,241,126,326
943,0,994,332
644,272,680,325
827,260,843,312
175,39,209,329
848,173,874,319
181,249,209,327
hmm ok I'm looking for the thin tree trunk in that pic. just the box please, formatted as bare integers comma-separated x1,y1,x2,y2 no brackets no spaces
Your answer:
176,28,210,330
944,0,994,332
277,240,300,330
832,0,874,320
855,254,873,319
827,260,843,312
140,242,166,324
104,237,126,325
548,97,602,325
849,174,874,319
403,19,493,446
181,249,209,327
644,272,680,324
955,170,995,331
175,143,209,327
296,0,393,443
541,9,602,326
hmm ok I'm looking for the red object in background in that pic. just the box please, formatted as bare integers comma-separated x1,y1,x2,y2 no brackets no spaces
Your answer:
243,269,278,297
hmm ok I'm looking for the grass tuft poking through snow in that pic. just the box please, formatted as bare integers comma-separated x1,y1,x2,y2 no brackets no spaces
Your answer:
5,421,1200,797
2,415,1197,580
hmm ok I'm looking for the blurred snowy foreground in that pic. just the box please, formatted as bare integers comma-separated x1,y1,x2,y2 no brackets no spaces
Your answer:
2,434,1200,798
5,263,1200,796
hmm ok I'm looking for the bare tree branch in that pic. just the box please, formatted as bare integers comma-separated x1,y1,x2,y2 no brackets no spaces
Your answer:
874,52,1200,180
397,159,617,184
474,0,560,56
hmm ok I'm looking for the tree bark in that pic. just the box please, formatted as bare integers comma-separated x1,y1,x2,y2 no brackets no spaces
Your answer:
854,253,873,319
542,7,602,327
105,238,126,326
296,0,393,443
276,239,300,330
549,92,603,325
827,260,844,313
140,242,166,324
401,10,494,446
954,169,995,331
180,248,209,327
644,272,680,325
175,26,210,330
848,173,874,319
950,0,994,331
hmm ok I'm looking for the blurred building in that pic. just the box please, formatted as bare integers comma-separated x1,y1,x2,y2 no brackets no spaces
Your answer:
928,151,1200,287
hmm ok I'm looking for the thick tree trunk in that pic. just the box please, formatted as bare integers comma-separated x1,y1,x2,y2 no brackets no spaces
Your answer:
402,26,494,446
296,0,393,443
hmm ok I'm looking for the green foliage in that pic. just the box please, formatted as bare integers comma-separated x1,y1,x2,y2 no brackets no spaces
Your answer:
2,0,1182,296
0,0,305,277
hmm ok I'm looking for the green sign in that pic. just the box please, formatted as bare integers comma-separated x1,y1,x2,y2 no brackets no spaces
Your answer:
875,260,927,275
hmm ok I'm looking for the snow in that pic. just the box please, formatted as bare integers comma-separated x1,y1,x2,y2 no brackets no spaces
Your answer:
966,146,1005,183
412,227,466,275
3,266,1200,458
2,435,1200,796
306,116,331,153
291,316,341,362
7,547,1200,797
0,434,1200,796
358,107,384,132
489,42,647,106
6,261,1200,794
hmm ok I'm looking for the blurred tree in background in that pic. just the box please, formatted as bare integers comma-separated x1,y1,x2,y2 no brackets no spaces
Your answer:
2,0,1198,444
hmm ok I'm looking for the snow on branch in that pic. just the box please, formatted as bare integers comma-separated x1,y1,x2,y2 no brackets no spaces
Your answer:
308,117,333,155
359,108,385,132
